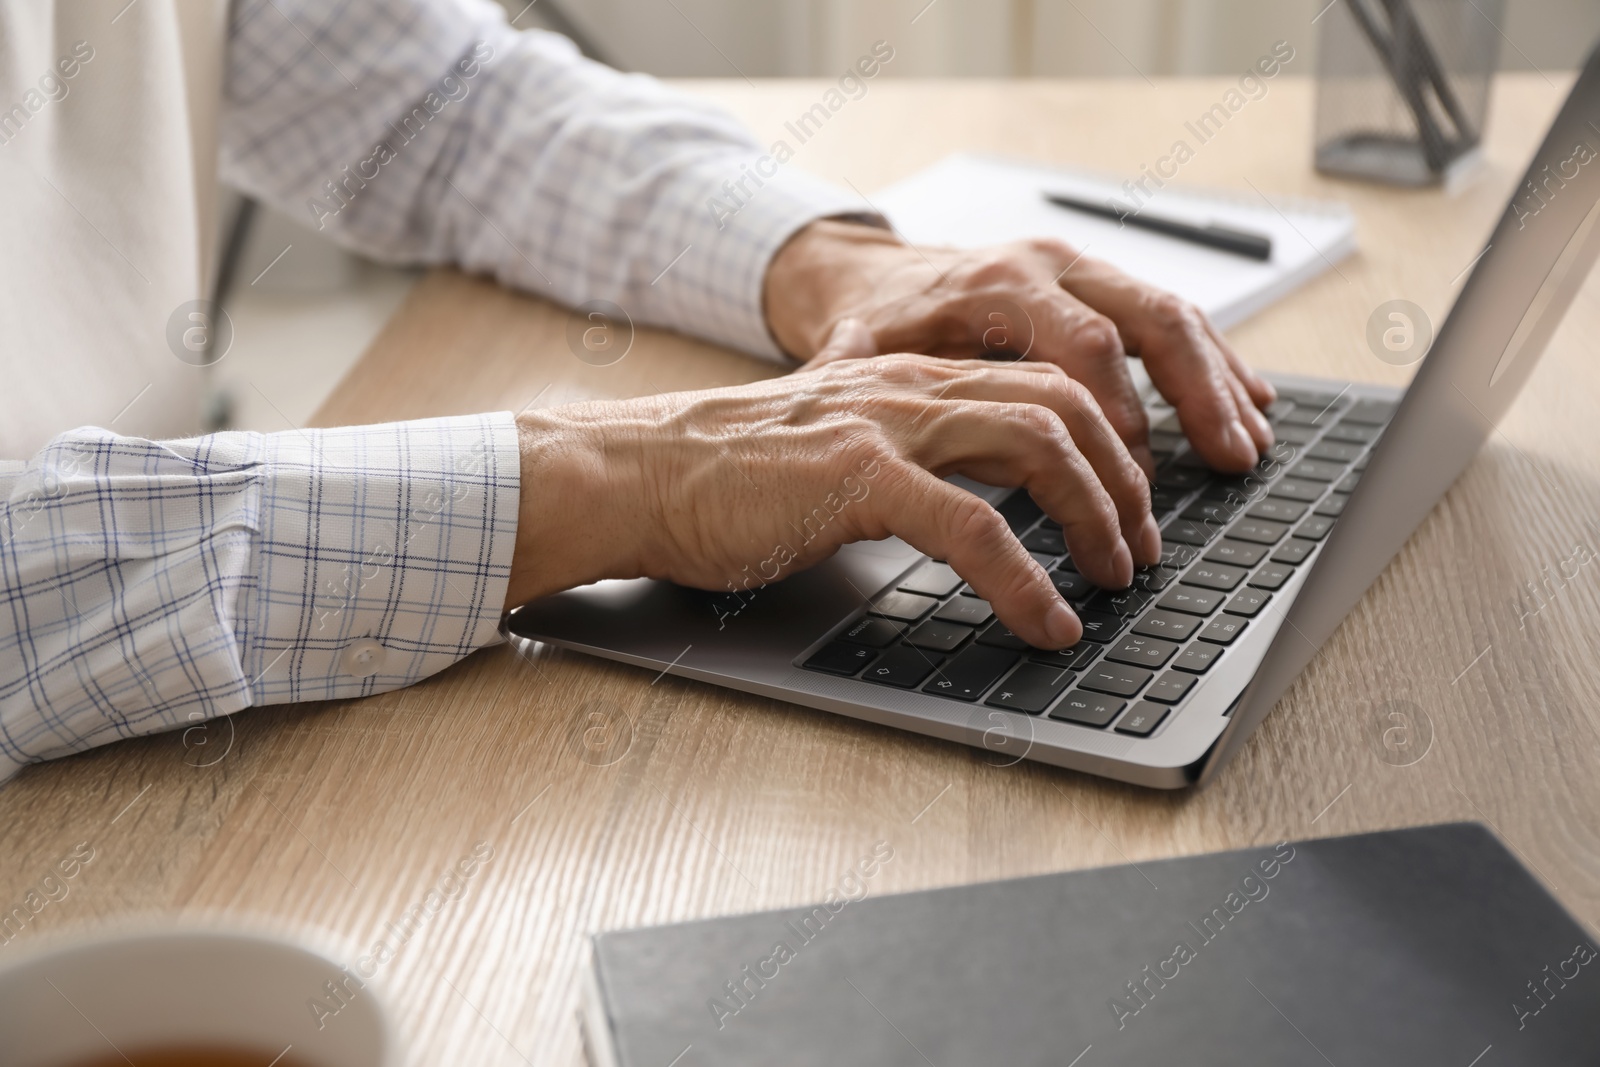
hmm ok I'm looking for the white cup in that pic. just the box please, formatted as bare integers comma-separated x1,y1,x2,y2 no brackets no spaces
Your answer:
0,922,393,1067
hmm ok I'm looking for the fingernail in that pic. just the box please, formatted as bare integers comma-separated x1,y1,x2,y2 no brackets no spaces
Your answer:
1138,513,1162,564
1112,537,1134,587
1229,419,1257,464
1045,602,1082,647
1246,405,1273,448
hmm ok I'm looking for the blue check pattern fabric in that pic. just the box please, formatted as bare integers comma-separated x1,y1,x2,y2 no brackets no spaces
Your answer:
0,417,520,779
1,0,868,778
222,0,869,360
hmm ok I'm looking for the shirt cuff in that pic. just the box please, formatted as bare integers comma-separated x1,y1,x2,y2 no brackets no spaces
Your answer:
244,412,521,704
647,156,886,363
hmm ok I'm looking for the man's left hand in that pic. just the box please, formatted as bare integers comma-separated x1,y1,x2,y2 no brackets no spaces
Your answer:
763,219,1277,475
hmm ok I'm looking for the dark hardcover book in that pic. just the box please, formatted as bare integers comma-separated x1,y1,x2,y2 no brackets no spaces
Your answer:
583,823,1599,1066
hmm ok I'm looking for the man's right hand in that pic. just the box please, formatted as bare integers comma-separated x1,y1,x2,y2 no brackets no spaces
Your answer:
506,352,1162,650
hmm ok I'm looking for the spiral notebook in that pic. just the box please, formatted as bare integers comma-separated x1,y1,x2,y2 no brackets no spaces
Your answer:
581,823,1599,1066
872,153,1357,330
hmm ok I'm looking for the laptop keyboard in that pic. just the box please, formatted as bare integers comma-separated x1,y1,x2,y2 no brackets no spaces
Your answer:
800,387,1396,740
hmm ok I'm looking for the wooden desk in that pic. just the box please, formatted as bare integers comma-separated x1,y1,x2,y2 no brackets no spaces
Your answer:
4,75,1599,1064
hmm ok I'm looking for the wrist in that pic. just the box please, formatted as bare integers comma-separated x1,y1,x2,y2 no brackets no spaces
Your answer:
764,219,902,361
504,406,650,609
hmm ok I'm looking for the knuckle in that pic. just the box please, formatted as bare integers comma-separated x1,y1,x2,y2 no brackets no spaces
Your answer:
1026,236,1077,261
963,253,1031,289
1053,374,1099,414
1013,402,1068,442
1150,292,1203,336
1074,314,1125,361
945,493,1009,550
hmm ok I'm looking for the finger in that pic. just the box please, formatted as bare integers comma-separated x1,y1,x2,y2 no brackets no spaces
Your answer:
1205,317,1277,410
917,367,1160,568
901,402,1135,590
1223,362,1274,453
1054,260,1259,471
799,317,877,372
863,464,1081,649
994,285,1157,478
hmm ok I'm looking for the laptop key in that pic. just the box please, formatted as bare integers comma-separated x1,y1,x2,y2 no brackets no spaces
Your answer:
1288,459,1345,482
1172,643,1220,673
1161,543,1200,569
805,641,880,676
1308,439,1364,463
922,645,1020,701
1115,702,1170,737
1078,662,1152,698
899,560,964,597
987,662,1077,714
862,646,943,688
1158,584,1224,616
1051,569,1095,602
1247,498,1307,524
1086,587,1154,618
997,489,1044,533
1132,565,1182,593
1132,609,1202,641
1295,515,1335,541
1248,562,1295,590
935,596,995,626
1343,398,1397,424
1076,610,1127,643
907,619,976,652
1151,486,1188,514
1274,423,1319,444
975,619,1029,651
1182,499,1245,525
1107,634,1179,669
1205,539,1267,567
840,615,907,648
1315,493,1350,517
1224,588,1271,617
1162,517,1222,546
1324,421,1380,444
1146,671,1196,704
1155,465,1209,491
1049,691,1125,727
1228,518,1288,545
1268,478,1325,503
1183,562,1246,591
1271,537,1318,565
1029,642,1100,671
870,590,939,622
1021,526,1067,555
1198,616,1247,645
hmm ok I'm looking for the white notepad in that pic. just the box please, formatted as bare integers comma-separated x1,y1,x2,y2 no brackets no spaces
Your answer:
873,153,1357,330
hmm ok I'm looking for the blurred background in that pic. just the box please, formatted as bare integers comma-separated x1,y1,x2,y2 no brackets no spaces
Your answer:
221,0,1600,433
510,0,1598,77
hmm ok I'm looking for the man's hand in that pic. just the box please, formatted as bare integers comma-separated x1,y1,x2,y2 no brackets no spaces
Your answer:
506,356,1160,649
763,219,1277,474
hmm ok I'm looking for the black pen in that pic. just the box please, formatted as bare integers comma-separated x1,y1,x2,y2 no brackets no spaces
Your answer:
1042,192,1273,261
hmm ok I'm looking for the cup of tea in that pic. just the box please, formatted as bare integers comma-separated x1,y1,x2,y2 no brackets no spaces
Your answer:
0,921,393,1067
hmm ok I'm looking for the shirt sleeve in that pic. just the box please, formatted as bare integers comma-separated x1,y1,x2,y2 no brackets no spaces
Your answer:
0,414,520,780
219,0,876,362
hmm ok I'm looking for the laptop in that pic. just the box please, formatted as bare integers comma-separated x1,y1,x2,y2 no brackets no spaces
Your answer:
508,45,1600,788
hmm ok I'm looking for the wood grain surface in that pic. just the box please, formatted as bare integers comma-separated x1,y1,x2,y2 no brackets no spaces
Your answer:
4,75,1599,1066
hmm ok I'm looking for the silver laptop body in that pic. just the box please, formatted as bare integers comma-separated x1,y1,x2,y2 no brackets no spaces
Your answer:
508,49,1600,788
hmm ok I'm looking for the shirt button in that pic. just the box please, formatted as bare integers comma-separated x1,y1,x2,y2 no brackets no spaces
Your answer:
340,638,387,678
